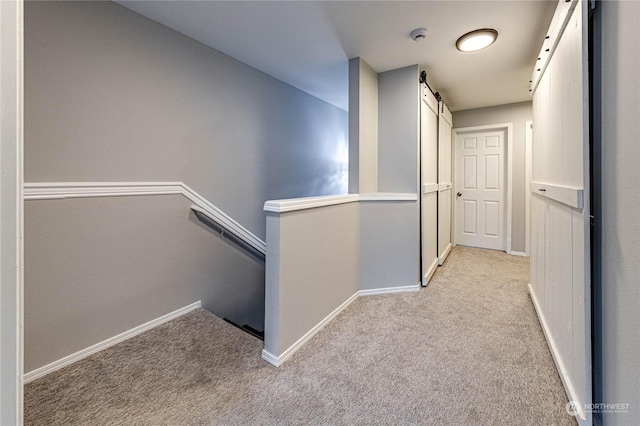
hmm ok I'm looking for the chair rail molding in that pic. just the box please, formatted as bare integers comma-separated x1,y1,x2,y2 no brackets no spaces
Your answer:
263,192,417,213
24,182,266,255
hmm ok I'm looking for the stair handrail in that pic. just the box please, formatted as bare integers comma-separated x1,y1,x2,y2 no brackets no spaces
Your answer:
191,204,265,261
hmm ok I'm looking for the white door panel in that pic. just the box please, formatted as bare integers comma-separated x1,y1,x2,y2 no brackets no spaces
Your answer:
484,201,500,236
463,156,476,188
454,130,506,251
437,187,452,264
422,191,438,282
437,101,453,264
463,200,476,234
530,195,546,300
420,87,439,285
529,1,591,422
485,155,500,189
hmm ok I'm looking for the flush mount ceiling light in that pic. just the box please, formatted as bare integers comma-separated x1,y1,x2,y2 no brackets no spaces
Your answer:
456,28,498,52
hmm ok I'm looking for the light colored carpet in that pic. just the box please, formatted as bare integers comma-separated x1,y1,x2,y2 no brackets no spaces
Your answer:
25,246,576,425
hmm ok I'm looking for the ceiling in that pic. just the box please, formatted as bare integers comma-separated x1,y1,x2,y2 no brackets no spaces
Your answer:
117,1,556,112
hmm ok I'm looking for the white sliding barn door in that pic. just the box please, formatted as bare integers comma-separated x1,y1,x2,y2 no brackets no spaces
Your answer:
420,86,439,285
437,101,453,264
529,0,591,424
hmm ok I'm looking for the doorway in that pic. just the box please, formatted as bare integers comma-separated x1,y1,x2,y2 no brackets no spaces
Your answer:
453,124,513,253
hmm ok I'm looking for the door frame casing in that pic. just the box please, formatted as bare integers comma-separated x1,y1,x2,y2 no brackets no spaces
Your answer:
0,0,25,423
525,120,533,256
452,123,513,254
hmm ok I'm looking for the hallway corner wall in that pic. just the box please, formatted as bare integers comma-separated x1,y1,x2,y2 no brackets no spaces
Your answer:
378,65,420,194
349,57,379,194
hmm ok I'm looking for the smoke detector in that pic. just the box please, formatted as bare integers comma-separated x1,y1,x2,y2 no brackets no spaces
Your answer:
410,28,428,42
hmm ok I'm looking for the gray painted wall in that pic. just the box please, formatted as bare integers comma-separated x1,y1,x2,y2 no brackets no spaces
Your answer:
378,65,420,194
24,1,348,371
25,195,265,372
25,1,348,240
360,201,419,290
593,1,640,424
372,65,420,287
264,203,360,357
453,102,531,253
264,197,418,361
348,58,378,193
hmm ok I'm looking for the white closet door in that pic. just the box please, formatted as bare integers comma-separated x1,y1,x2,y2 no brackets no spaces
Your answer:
437,101,453,265
530,0,591,423
420,86,439,285
454,129,506,250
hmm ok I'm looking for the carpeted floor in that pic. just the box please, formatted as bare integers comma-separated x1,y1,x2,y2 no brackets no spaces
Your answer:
25,246,577,425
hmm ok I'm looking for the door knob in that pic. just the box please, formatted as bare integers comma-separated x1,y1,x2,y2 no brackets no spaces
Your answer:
457,192,462,197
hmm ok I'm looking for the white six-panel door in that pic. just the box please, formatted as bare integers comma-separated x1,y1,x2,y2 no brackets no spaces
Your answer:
454,130,506,250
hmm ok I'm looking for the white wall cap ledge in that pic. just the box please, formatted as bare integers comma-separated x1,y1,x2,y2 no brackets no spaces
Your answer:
359,193,417,202
264,192,417,213
264,194,359,213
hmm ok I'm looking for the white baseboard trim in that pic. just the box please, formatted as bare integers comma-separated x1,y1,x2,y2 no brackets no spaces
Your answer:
423,257,439,286
261,349,279,366
359,285,420,296
528,285,585,421
438,243,452,265
261,292,359,367
262,284,423,367
24,301,202,384
510,251,528,257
